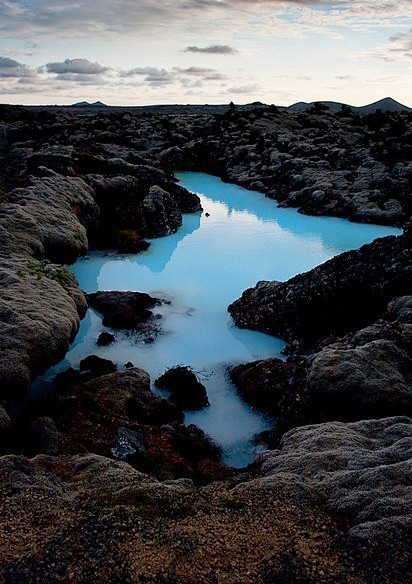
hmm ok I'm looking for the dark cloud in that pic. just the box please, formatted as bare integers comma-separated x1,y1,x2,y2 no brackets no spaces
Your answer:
54,73,106,84
46,58,107,75
0,1,398,43
0,56,37,78
184,45,237,54
0,57,21,69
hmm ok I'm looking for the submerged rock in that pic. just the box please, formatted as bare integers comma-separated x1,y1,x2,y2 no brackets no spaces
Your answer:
155,366,210,410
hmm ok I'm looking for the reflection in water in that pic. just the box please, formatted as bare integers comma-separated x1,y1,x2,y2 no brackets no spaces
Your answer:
32,172,402,467
139,211,201,273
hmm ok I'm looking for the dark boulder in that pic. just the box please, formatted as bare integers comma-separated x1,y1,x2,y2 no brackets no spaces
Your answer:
229,358,303,417
79,355,117,376
87,290,160,329
155,366,209,410
96,331,115,346
167,181,202,213
230,298,412,445
25,417,59,456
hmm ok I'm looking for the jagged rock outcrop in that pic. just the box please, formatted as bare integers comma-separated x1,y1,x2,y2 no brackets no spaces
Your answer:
0,104,411,583
229,233,411,348
252,416,412,563
11,366,224,482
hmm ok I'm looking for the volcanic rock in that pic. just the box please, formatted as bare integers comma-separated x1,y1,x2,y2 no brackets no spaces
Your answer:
87,290,160,329
155,366,209,410
229,233,412,348
96,331,115,346
141,185,182,237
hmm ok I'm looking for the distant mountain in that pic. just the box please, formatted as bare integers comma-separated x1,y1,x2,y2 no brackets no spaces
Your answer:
288,97,411,115
72,101,108,108
354,97,411,115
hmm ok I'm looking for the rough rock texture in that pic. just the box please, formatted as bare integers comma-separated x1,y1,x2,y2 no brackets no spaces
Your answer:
156,366,210,410
12,367,224,483
306,339,412,418
230,297,412,442
0,418,411,583
0,104,411,582
84,171,199,247
229,233,411,348
253,416,412,566
3,171,98,263
142,185,182,237
0,172,97,397
87,290,161,329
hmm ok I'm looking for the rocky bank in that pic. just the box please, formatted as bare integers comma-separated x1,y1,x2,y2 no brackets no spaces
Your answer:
0,103,411,582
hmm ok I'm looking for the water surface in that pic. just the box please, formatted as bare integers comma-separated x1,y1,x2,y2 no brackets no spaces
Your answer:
34,172,401,467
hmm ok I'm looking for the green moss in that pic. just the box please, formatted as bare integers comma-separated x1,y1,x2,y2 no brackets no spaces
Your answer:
21,260,74,290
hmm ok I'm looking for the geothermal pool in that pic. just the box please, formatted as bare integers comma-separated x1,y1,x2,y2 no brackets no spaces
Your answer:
33,172,401,467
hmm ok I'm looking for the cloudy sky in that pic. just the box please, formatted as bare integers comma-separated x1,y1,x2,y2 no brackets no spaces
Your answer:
0,0,411,107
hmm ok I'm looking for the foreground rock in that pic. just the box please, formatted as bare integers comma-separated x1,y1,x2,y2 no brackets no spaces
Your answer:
12,366,224,483
254,417,412,558
155,366,210,410
0,416,411,583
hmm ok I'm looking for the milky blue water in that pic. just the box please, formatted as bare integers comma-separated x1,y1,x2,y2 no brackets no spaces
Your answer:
33,172,401,467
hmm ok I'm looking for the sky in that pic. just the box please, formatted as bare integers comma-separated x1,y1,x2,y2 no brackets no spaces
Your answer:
0,0,411,107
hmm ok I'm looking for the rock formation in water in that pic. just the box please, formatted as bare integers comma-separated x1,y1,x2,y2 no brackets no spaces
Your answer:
87,290,161,329
228,233,412,347
155,366,210,410
7,364,225,484
0,103,411,582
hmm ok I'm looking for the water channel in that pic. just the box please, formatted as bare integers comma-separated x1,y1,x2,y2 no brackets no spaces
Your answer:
32,172,402,467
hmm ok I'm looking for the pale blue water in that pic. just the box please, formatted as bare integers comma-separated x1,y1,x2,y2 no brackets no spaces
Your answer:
32,172,401,467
